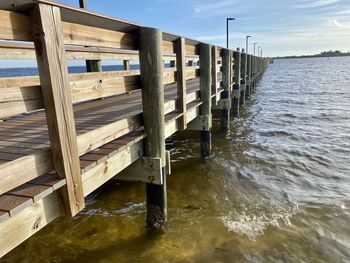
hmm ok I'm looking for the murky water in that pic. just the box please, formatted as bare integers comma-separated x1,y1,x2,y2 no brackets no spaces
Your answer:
3,57,350,262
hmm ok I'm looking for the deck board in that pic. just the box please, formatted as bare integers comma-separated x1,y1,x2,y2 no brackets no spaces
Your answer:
0,77,208,222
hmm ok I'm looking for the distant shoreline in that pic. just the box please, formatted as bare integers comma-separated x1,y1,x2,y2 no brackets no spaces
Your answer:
275,55,350,59
275,51,350,59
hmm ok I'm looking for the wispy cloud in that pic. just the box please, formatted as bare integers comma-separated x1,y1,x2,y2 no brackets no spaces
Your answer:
294,0,339,9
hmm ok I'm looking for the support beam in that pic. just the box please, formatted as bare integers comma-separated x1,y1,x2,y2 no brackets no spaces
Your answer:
232,48,241,117
220,48,231,131
199,43,212,158
139,27,167,229
175,37,186,130
211,46,218,105
240,48,247,105
246,54,252,99
31,4,84,216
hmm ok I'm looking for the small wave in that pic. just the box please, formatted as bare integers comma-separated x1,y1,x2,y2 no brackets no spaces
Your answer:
220,197,298,240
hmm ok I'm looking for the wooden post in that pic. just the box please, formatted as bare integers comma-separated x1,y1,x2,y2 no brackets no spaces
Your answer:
199,43,212,158
139,27,167,228
79,0,102,72
31,4,84,216
221,48,231,131
123,60,131,71
247,54,252,98
240,48,247,105
211,46,218,105
232,48,241,117
175,37,186,130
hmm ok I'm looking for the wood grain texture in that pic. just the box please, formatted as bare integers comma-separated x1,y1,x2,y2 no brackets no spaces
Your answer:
0,10,32,41
199,43,212,116
62,21,136,50
31,4,84,216
0,192,61,258
175,37,187,130
211,46,218,104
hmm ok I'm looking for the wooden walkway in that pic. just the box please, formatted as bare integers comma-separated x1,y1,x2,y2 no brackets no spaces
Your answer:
0,0,270,258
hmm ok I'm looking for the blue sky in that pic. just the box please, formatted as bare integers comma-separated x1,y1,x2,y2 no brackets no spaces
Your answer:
2,0,350,68
57,0,350,57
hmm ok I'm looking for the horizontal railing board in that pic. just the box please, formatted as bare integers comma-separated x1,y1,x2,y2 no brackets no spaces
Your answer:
0,10,32,41
0,42,199,60
62,21,137,50
0,71,140,119
0,69,201,119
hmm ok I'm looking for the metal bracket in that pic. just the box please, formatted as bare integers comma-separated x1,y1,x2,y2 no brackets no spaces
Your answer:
187,114,212,131
212,98,231,110
116,156,163,185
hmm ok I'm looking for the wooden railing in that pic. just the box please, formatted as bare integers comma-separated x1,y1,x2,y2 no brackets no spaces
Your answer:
0,0,270,253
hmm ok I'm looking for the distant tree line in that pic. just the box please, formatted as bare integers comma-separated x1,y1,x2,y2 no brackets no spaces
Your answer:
275,50,350,59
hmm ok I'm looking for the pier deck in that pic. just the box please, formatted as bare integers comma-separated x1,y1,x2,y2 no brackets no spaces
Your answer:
0,0,270,258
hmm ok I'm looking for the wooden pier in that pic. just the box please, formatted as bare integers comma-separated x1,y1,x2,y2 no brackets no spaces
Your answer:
0,0,270,257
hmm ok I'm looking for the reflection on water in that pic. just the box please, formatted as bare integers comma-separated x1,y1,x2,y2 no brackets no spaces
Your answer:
2,57,350,262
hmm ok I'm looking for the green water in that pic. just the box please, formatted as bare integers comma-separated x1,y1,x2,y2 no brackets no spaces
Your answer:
2,57,350,262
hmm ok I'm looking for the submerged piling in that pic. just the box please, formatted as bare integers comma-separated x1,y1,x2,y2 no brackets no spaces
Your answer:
139,27,167,228
220,48,231,131
232,48,241,117
199,43,212,158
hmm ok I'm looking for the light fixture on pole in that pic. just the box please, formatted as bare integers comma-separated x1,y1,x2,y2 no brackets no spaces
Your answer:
226,17,236,49
246,36,251,54
254,42,257,56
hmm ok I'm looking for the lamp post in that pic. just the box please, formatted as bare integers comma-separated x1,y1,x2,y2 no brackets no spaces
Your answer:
246,36,251,54
254,43,257,57
226,17,236,49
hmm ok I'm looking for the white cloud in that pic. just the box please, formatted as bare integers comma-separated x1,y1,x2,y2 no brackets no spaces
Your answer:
294,0,338,9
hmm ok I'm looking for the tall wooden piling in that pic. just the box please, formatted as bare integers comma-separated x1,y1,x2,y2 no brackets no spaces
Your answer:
240,48,247,105
175,37,187,130
220,48,231,131
232,48,241,117
245,54,251,99
139,27,167,228
199,43,212,158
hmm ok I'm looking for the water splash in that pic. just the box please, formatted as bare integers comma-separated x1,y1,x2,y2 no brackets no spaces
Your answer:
220,196,298,240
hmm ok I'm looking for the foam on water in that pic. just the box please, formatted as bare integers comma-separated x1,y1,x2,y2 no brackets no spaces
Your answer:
220,195,298,240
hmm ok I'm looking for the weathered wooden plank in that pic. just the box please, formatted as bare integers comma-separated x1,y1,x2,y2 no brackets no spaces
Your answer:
162,40,175,54
0,192,61,258
31,4,84,216
0,194,33,217
0,210,9,223
9,183,53,202
62,21,136,49
0,10,32,41
185,44,198,56
70,75,140,103
0,150,52,196
175,37,187,130
83,139,143,195
30,173,66,190
76,114,142,155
